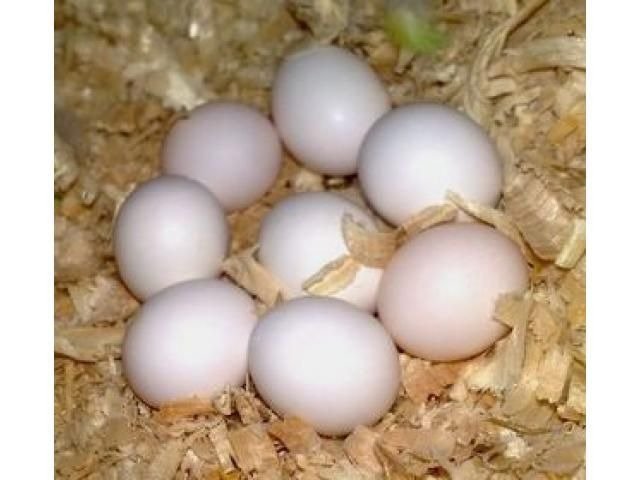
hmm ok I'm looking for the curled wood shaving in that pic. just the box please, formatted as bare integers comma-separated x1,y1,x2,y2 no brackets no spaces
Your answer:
534,343,573,404
209,420,236,474
398,203,458,240
464,294,532,393
563,365,585,418
503,172,574,261
153,398,216,424
233,389,263,425
54,325,125,362
493,37,585,74
341,213,398,268
302,254,361,296
531,427,585,474
221,246,289,307
145,438,187,480
268,416,322,455
554,219,586,269
446,190,535,264
463,0,549,126
228,424,280,474
378,428,456,471
400,354,470,404
548,99,586,145
67,274,139,325
343,426,383,475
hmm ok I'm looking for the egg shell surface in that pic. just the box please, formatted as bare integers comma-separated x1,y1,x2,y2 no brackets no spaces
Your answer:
249,297,400,436
377,223,529,361
114,175,228,300
162,101,282,212
122,279,257,408
272,46,390,176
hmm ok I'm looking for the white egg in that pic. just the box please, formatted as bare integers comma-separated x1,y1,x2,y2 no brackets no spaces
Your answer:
114,175,228,300
377,223,529,361
249,297,400,436
358,103,503,226
258,192,383,312
122,279,257,408
272,46,390,176
161,101,282,212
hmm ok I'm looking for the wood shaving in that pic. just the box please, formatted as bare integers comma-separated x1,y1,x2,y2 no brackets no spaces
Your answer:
54,325,125,362
400,354,470,404
398,203,459,240
268,416,323,455
446,190,535,264
153,399,217,424
343,426,383,475
221,246,289,307
503,171,576,261
227,424,280,475
67,274,139,325
464,294,532,393
302,254,361,296
341,213,398,268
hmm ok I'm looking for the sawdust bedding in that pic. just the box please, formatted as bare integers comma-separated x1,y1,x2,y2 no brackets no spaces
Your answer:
54,0,586,478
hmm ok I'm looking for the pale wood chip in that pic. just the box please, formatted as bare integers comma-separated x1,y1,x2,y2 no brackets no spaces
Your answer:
535,344,572,404
343,426,383,475
446,191,535,264
302,254,361,296
222,245,289,307
233,389,263,425
398,203,458,240
153,398,216,424
146,438,187,480
464,294,532,393
503,172,574,261
67,274,139,325
209,419,236,474
564,365,585,416
555,219,586,269
228,424,280,474
54,325,125,362
494,37,585,74
268,416,322,455
341,213,398,268
400,354,469,404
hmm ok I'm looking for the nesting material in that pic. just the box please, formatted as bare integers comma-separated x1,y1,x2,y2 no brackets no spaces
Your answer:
54,0,586,478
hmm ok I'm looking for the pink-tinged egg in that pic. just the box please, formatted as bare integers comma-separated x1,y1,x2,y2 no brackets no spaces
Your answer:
272,46,391,176
122,279,257,408
377,223,529,361
258,192,383,312
358,103,503,226
114,175,228,300
249,297,400,436
161,101,282,212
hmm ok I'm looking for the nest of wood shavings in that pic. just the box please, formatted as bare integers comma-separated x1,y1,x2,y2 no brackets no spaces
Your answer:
54,0,586,478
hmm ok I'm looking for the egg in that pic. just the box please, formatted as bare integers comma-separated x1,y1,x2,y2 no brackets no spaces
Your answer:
357,103,503,226
377,223,529,361
258,192,383,311
249,297,400,436
114,175,228,300
272,46,391,176
122,279,257,408
161,101,282,212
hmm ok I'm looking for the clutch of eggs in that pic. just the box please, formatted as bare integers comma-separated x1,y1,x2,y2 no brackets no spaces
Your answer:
112,45,533,436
